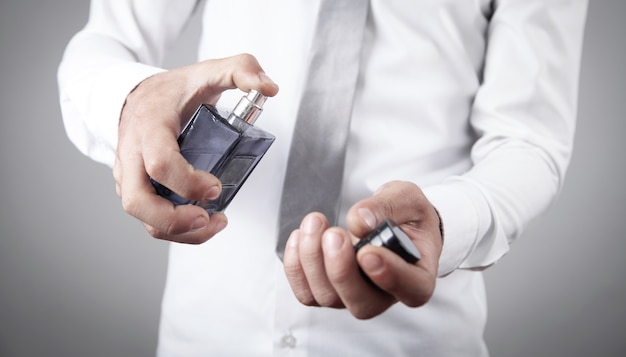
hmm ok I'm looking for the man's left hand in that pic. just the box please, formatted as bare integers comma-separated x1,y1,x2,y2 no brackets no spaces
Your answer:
283,181,443,319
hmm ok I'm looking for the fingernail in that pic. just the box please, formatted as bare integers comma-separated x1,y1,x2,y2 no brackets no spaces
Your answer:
287,230,300,248
360,253,384,275
358,208,377,230
302,214,323,234
204,185,221,202
322,231,343,253
189,217,208,232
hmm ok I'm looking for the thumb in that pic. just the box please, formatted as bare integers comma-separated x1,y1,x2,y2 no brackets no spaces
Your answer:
187,53,279,105
346,181,438,239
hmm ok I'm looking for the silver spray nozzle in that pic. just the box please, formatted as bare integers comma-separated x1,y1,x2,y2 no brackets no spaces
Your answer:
230,90,267,125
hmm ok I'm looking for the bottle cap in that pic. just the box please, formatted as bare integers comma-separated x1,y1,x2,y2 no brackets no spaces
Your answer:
354,218,421,264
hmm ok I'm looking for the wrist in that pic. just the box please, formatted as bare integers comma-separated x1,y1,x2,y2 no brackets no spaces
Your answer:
433,205,444,244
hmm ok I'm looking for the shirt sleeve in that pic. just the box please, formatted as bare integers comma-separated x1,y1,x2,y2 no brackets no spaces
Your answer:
423,0,589,276
57,0,200,168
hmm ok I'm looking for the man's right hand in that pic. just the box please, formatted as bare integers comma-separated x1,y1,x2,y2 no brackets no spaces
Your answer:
113,54,279,244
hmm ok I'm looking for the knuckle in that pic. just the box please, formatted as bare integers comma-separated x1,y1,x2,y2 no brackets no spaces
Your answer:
327,265,352,286
352,308,376,320
402,286,434,308
283,260,301,278
350,302,383,320
236,52,257,65
121,193,141,217
314,290,341,308
376,197,395,219
300,246,322,263
145,216,182,241
144,156,170,181
142,222,166,240
181,234,207,245
160,214,183,237
294,290,318,307
404,294,430,308
147,225,166,240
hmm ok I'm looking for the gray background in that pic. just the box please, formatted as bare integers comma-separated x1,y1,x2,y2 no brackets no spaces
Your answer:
0,1,624,356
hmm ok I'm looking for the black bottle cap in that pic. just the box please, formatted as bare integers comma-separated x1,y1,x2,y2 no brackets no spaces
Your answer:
354,218,421,264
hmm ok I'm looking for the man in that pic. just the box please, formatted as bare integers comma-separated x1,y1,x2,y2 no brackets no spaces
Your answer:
58,0,588,355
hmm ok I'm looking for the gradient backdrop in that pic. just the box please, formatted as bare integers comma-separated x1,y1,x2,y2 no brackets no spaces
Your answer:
0,1,624,356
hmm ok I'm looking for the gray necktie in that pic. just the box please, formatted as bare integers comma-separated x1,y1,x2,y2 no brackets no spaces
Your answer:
276,0,370,260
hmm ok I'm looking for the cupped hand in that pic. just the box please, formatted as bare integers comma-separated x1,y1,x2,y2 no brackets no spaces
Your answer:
114,54,279,244
283,181,443,319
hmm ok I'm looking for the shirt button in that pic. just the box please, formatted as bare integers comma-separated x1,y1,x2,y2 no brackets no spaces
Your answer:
280,333,297,349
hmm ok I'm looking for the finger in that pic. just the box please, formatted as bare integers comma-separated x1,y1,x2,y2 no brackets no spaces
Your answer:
297,213,342,308
189,53,279,104
144,211,228,244
346,181,434,239
283,230,318,306
346,181,441,308
119,148,222,243
346,181,442,273
357,244,435,308
141,127,222,203
322,228,394,319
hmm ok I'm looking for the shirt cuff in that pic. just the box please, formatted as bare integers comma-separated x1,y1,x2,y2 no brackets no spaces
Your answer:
422,177,509,277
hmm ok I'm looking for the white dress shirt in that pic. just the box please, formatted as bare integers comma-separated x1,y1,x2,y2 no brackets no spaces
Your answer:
58,0,588,355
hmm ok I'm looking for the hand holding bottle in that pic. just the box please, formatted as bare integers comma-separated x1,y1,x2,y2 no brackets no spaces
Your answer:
282,181,443,319
114,54,279,244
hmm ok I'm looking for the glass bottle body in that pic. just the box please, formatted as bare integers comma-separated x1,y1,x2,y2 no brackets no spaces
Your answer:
153,104,275,214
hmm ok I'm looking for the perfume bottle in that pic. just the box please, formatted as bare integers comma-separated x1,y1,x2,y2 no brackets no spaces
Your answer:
152,90,275,214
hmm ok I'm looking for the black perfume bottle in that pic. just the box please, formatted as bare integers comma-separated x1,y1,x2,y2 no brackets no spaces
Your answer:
152,90,275,214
